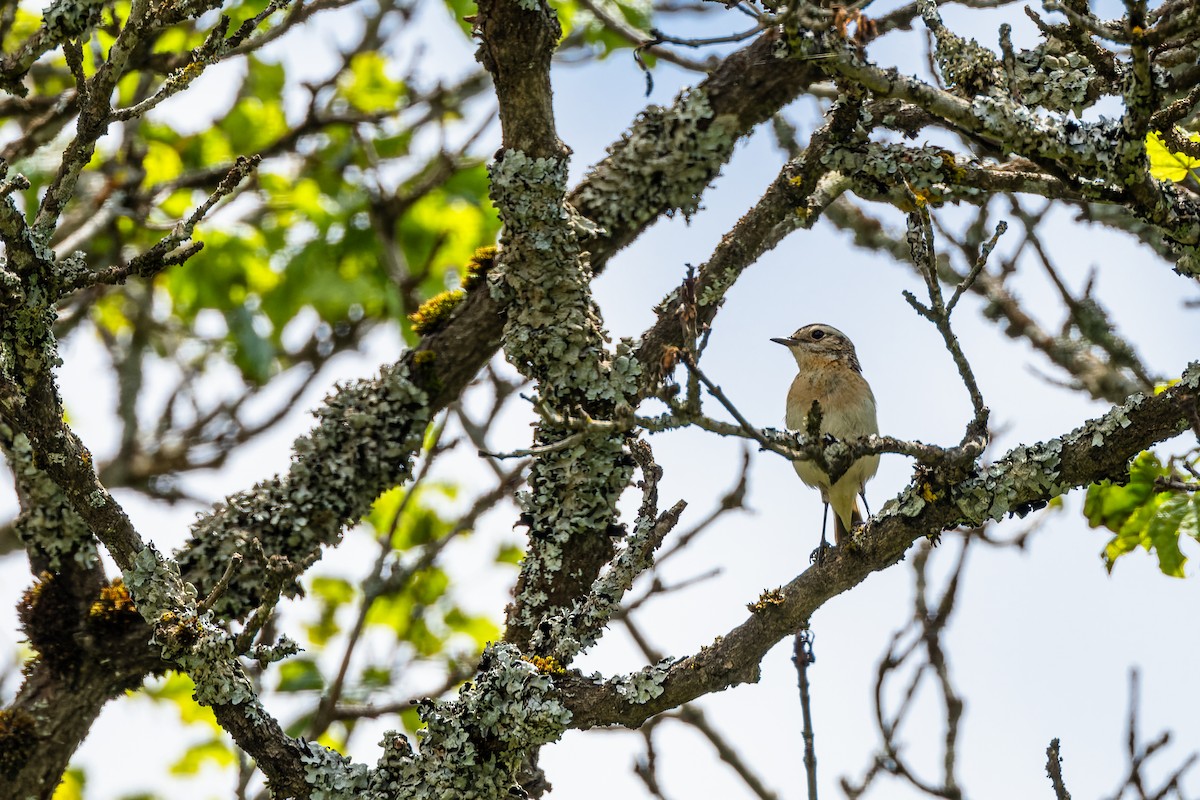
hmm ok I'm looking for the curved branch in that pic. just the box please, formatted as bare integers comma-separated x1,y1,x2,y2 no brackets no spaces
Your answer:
558,365,1200,728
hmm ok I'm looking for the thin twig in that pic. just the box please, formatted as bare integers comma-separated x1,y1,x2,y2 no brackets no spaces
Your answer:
793,628,819,800
902,203,997,446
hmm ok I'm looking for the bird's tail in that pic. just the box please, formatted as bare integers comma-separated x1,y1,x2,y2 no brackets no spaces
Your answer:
833,499,864,545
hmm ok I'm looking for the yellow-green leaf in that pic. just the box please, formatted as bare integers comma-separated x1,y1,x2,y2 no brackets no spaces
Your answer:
144,140,184,186
1146,130,1200,182
338,52,404,114
170,738,236,775
52,768,85,800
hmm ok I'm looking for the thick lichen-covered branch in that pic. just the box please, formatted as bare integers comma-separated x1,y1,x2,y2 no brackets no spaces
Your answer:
572,29,821,270
529,440,686,663
478,2,642,655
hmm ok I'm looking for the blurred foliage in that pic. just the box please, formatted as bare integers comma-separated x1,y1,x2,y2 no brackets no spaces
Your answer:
5,0,689,791
1085,451,1200,577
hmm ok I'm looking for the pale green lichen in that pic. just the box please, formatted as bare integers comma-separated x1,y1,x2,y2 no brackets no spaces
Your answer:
177,362,431,620
489,147,638,644
532,478,672,661
945,367,1198,525
608,660,672,704
952,439,1066,523
301,747,372,800
301,644,571,799
41,0,106,41
123,544,198,622
6,431,98,570
1012,42,1100,115
573,88,739,236
123,546,263,711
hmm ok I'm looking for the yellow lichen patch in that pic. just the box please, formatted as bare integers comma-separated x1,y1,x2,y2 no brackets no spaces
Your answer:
463,245,497,291
89,578,138,625
747,587,786,613
920,481,940,503
408,289,465,336
523,654,566,675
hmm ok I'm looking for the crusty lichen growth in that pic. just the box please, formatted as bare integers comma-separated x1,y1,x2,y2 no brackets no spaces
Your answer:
299,644,572,799
573,87,739,237
177,361,431,619
1012,40,1101,116
601,659,673,705
6,430,98,571
0,708,37,780
747,586,786,613
888,363,1200,525
41,0,106,43
531,475,682,662
921,0,1005,99
122,545,258,709
408,289,465,336
818,143,977,209
488,149,640,651
123,543,198,623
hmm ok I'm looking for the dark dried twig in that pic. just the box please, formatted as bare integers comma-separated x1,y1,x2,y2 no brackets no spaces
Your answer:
1046,738,1072,800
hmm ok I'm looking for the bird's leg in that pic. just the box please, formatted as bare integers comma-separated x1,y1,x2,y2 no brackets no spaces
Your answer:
860,492,872,518
810,501,833,565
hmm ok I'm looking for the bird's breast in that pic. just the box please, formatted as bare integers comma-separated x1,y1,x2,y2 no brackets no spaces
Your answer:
785,367,878,439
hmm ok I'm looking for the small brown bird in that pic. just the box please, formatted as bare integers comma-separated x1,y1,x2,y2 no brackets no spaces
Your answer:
772,323,880,548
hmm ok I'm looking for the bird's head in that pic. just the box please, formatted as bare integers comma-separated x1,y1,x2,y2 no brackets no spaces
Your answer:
771,323,862,372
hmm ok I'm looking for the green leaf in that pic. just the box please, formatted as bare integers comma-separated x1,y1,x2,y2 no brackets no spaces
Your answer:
242,55,286,100
277,658,324,692
223,97,287,153
440,0,476,36
365,591,415,637
338,52,405,113
445,606,500,649
1146,130,1200,182
222,0,274,32
169,738,236,775
1083,452,1160,531
361,665,393,688
495,542,524,565
1086,452,1198,576
143,140,184,187
364,483,458,550
227,304,275,385
142,672,219,730
311,576,356,606
411,567,450,605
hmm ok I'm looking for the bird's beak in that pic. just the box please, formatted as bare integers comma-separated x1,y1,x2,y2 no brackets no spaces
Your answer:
771,337,798,347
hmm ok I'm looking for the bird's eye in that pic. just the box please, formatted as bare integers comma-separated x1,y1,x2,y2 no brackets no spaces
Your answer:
811,330,825,340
